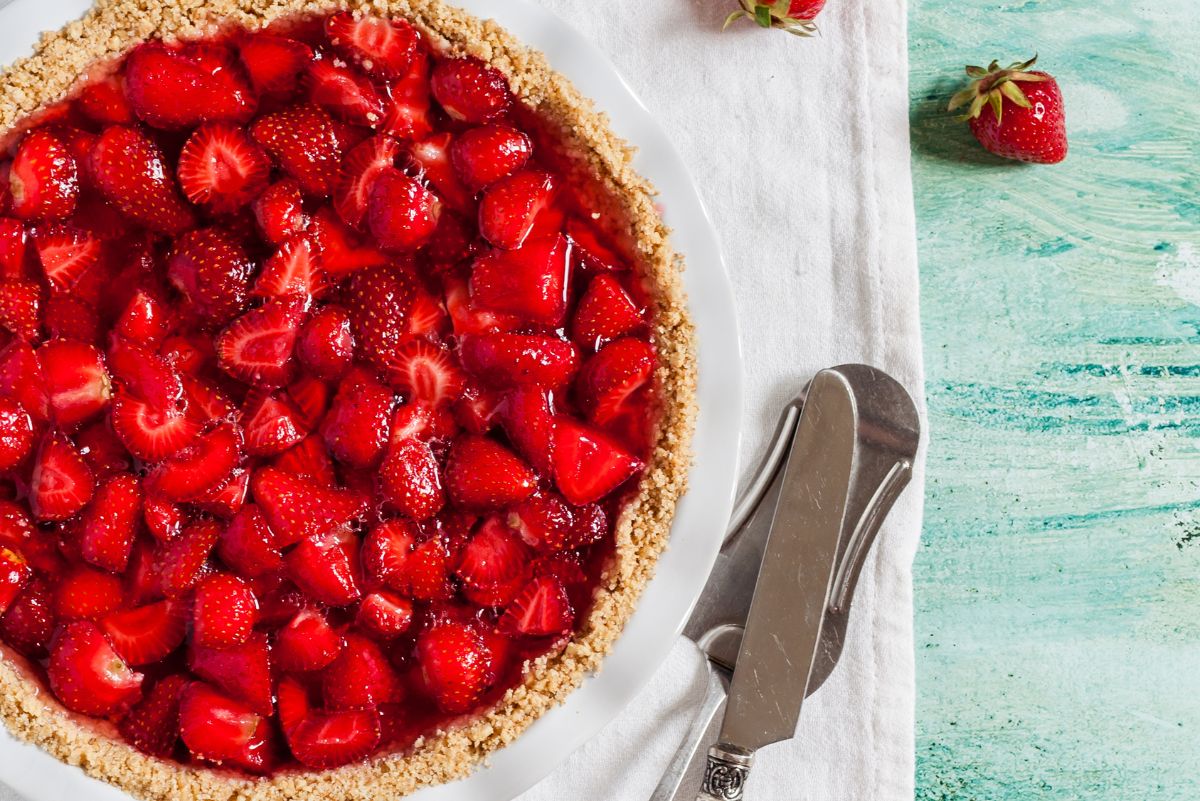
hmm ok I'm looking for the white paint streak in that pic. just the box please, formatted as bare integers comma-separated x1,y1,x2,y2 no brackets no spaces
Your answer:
1154,242,1200,306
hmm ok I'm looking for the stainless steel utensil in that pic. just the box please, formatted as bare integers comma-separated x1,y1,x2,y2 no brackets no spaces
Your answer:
650,364,920,801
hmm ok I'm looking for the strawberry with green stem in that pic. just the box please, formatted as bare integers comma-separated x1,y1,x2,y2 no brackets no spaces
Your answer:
725,0,826,36
948,55,1068,165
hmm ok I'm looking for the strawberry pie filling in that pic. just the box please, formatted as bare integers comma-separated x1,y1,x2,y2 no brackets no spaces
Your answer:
0,11,659,774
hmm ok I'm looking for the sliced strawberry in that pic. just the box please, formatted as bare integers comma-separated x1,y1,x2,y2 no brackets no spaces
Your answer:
161,334,215,377
430,57,511,124
274,607,343,672
29,432,95,521
456,517,530,607
217,504,283,577
408,133,475,214
254,179,310,245
297,305,354,380
379,437,444,521
33,226,101,293
9,129,79,222
142,495,185,543
319,366,394,468
459,332,580,389
381,338,465,406
566,216,628,273
251,104,343,196
343,265,414,367
90,126,196,234
167,227,254,327
453,382,503,435
286,705,382,769
177,123,271,214
381,51,433,141
506,492,575,552
78,77,135,126
147,422,241,502
286,374,331,429
445,435,536,510
48,620,143,715
193,465,249,518
100,599,186,665
110,392,200,462
367,167,441,252
238,33,313,96
415,621,494,713
251,466,369,547
178,682,272,773
471,234,569,325
37,339,110,430
450,124,532,190
306,58,386,128
325,12,420,78
44,294,99,343
334,135,401,229
124,41,256,130
107,337,183,410
572,274,644,349
308,206,388,275
286,526,363,606
390,400,458,444
0,398,34,471
361,518,416,588
0,577,56,656
499,574,573,637
405,285,450,338
534,550,588,586
322,632,400,710
254,234,324,300
156,519,221,597
271,436,334,488
79,473,142,573
552,416,644,505
0,546,31,616
357,590,413,639
243,391,307,456
189,631,273,715
216,298,304,386
577,337,656,425
0,218,29,279
191,572,258,649
478,170,558,251
499,387,555,475
114,290,172,346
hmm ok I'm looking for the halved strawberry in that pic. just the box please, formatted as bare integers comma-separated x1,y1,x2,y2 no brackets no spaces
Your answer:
552,416,644,505
452,382,503,435
114,290,172,347
576,337,656,425
156,519,221,597
147,422,241,501
48,620,143,715
117,673,187,758
415,621,494,713
506,492,574,552
325,12,420,78
367,168,441,252
572,274,644,348
380,338,465,406
319,366,394,468
272,435,336,487
427,215,482,276
100,599,186,665
456,516,530,607
125,41,257,130
29,432,95,521
430,57,511,124
0,398,34,471
254,235,325,302
167,227,254,327
566,216,628,273
251,104,343,197
478,170,559,251
251,466,369,547
568,503,607,551
254,179,310,245
343,265,414,367
286,374,331,429
44,294,100,343
177,123,271,213
242,391,307,456
408,133,474,214
381,51,433,141
107,338,184,410
0,577,56,656
142,495,185,543
0,218,29,279
308,206,388,275
498,386,555,476
238,33,313,96
450,124,532,190
33,226,101,293
361,519,415,586
78,77,135,126
379,437,444,521
334,135,401,230
286,706,382,770
189,631,273,714
405,285,450,338
216,504,281,577
110,392,200,462
54,564,124,619
0,546,31,616
286,526,363,606
471,234,569,325
79,473,142,573
9,129,78,222
91,126,196,234
459,333,580,389
534,550,588,586
38,339,111,430
274,607,343,672
357,590,413,639
216,298,304,387
445,436,536,510
322,632,400,710
192,572,259,649
297,305,354,380
307,58,386,128
178,681,272,773
390,400,458,444
499,574,573,637
162,334,215,377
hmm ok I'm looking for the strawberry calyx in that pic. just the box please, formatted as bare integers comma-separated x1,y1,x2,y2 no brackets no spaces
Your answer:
724,0,821,36
947,55,1048,124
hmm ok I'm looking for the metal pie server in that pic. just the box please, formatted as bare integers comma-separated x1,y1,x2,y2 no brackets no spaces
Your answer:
650,364,920,801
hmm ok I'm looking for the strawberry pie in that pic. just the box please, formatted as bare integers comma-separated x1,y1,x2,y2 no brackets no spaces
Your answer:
0,0,694,798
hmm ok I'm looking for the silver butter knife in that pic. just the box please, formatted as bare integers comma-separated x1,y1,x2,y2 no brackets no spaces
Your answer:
651,364,920,801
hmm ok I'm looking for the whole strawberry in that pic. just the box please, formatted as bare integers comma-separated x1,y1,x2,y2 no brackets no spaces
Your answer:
725,0,826,36
949,56,1067,164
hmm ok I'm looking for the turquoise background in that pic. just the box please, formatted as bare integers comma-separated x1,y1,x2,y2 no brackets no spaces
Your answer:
909,1,1200,798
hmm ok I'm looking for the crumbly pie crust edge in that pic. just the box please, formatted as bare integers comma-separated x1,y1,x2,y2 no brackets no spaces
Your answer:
0,0,698,799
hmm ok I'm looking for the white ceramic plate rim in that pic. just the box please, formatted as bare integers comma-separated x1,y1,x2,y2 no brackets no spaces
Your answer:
0,1,744,799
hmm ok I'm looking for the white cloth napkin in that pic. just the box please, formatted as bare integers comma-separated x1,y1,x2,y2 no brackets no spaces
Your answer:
0,1,924,800
516,1,926,800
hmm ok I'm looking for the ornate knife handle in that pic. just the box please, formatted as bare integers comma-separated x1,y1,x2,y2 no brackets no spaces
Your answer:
696,745,754,801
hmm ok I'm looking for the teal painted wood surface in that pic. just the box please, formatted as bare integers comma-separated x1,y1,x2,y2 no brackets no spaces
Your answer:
908,1,1200,798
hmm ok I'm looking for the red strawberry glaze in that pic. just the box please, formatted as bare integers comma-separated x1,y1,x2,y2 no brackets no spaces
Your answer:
0,11,661,776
